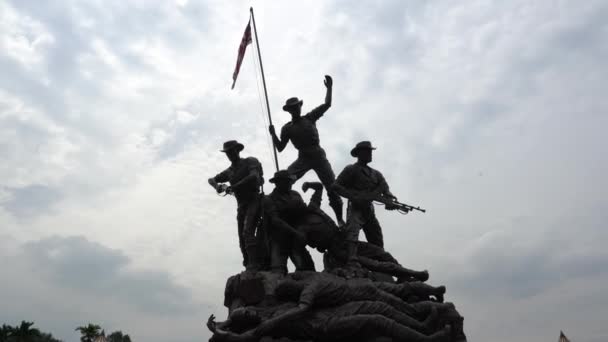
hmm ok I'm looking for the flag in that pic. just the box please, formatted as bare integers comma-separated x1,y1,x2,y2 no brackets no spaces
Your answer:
232,19,252,89
559,331,571,342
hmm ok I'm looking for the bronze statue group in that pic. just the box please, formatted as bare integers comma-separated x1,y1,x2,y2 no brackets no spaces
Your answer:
206,76,466,342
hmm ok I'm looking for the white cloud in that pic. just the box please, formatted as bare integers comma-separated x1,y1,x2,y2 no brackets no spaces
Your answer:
0,2,55,69
1,0,607,341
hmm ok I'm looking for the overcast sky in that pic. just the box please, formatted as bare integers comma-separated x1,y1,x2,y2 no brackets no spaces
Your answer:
1,0,607,341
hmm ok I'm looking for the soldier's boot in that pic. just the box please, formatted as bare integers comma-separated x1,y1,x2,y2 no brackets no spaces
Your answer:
397,269,429,283
244,245,261,272
415,269,429,282
434,285,446,303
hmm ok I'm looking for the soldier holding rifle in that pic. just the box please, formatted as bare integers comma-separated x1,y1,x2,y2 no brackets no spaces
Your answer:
333,141,423,266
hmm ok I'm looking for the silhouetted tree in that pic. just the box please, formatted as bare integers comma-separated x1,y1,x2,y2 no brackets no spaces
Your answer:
8,321,41,342
106,331,131,342
75,324,101,342
0,325,11,342
0,322,62,342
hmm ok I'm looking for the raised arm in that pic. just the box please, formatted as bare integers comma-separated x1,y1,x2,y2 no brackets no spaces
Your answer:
306,75,333,121
324,75,332,106
302,181,324,208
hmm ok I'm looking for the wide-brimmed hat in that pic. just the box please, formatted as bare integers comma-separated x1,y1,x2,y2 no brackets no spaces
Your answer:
282,97,304,111
269,170,296,183
350,141,377,157
220,140,244,152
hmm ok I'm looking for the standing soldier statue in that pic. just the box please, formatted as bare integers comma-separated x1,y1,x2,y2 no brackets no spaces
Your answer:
208,140,265,271
332,141,401,266
268,75,345,226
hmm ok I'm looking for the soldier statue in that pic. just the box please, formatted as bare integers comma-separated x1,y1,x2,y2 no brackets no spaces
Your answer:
273,272,451,319
295,181,429,282
268,75,345,226
208,140,265,271
332,141,401,265
263,170,316,274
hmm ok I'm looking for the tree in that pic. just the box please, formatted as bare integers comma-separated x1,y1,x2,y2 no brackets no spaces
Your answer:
0,322,62,342
0,325,11,342
9,321,41,342
106,331,131,342
75,324,101,342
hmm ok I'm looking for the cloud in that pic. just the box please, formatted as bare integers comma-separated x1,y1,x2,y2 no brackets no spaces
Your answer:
1,184,63,218
0,1,55,70
1,0,607,341
22,235,197,314
0,235,206,342
447,213,608,299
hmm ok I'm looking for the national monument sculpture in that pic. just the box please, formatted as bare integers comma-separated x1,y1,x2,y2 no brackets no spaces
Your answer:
206,75,467,342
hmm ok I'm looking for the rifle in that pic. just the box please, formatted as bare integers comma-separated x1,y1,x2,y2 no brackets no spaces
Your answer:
373,195,426,214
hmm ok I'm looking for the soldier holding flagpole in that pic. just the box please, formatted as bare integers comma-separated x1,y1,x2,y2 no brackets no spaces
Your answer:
268,75,345,226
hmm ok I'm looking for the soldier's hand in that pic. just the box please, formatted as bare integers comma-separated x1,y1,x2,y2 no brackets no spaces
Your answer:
324,75,333,88
268,125,276,136
302,182,322,192
225,186,234,195
216,184,226,194
385,202,399,211
207,314,217,332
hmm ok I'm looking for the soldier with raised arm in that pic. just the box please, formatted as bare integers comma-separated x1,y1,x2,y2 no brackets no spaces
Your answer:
269,75,345,226
208,140,264,271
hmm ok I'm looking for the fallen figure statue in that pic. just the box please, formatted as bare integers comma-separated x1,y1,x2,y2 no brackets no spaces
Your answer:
207,300,451,342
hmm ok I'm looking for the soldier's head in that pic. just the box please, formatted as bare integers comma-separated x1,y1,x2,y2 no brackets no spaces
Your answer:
350,141,376,164
282,97,303,117
220,140,244,163
228,307,262,332
274,279,306,301
269,170,296,192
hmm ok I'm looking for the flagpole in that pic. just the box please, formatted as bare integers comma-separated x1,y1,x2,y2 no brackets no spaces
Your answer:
250,7,280,172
